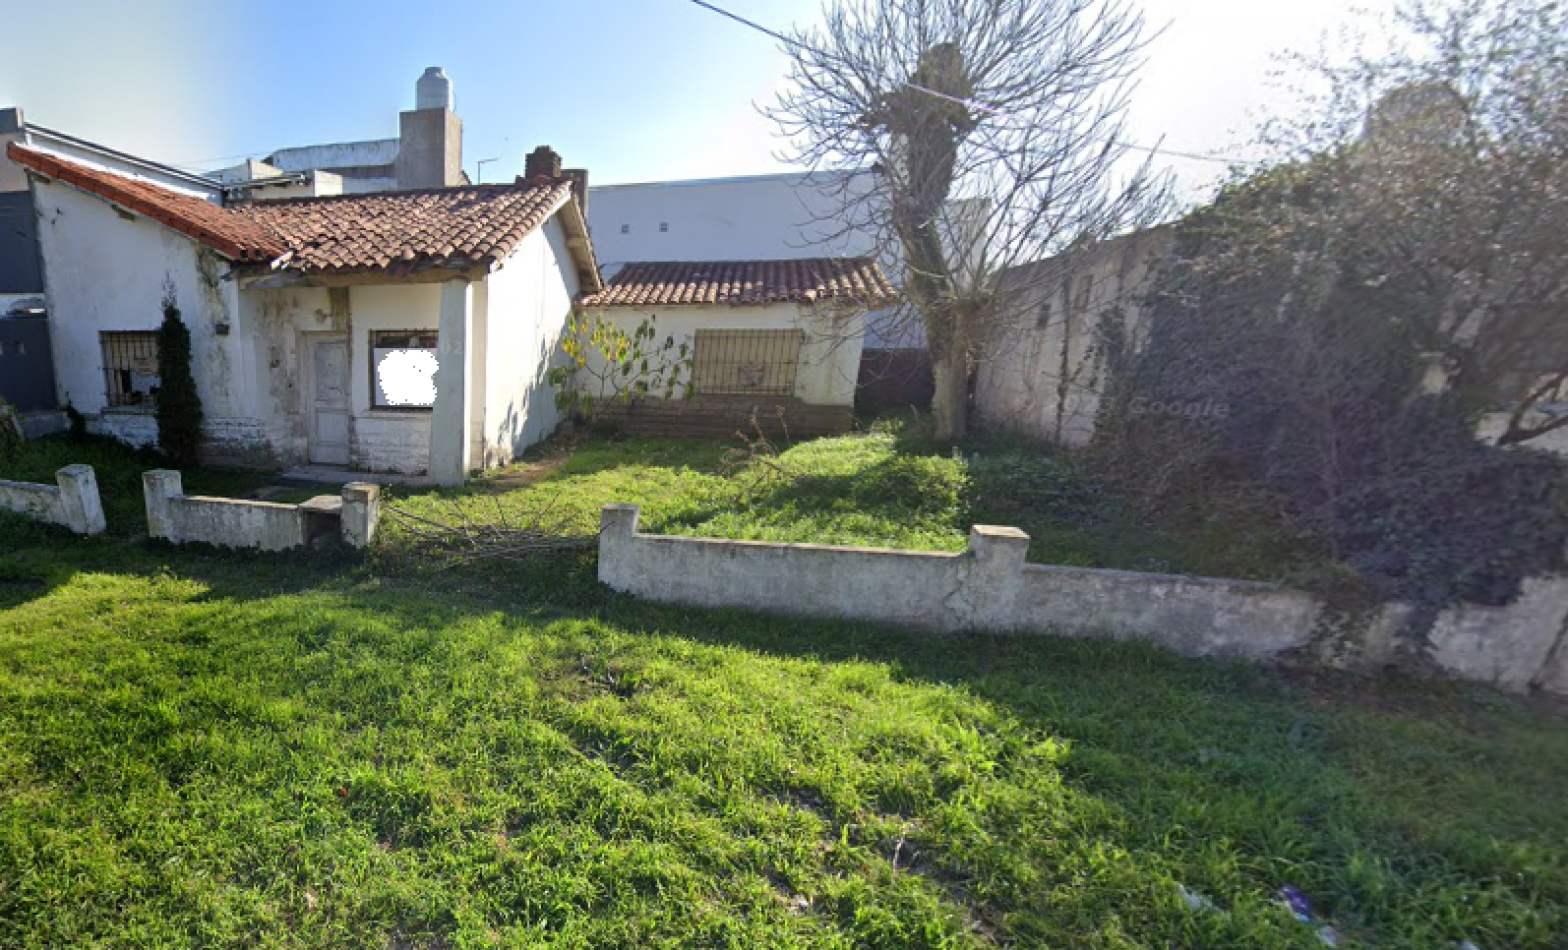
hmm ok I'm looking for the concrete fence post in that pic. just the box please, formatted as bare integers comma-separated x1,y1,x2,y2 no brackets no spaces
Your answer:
143,469,184,542
964,525,1032,631
598,504,641,589
54,465,106,535
340,482,382,548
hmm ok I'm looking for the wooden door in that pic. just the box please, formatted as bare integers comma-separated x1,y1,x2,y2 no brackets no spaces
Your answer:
308,335,350,466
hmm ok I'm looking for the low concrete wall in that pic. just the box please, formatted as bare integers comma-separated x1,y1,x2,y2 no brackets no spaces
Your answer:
599,504,1568,696
19,411,67,440
143,470,380,552
1009,563,1323,658
599,504,1320,659
0,465,107,534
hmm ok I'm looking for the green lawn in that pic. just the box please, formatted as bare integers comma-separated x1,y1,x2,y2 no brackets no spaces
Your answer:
0,431,1564,948
384,421,1323,582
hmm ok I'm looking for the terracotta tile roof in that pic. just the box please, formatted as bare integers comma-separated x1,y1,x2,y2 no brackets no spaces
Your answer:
582,258,897,308
230,182,575,276
7,143,583,279
6,142,286,262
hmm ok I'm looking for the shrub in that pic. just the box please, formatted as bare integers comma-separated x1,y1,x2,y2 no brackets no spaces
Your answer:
0,397,22,460
155,284,203,467
63,401,86,441
1098,163,1568,642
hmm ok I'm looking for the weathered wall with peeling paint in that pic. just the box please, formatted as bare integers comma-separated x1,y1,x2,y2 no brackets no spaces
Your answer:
580,301,866,409
599,504,1568,697
34,178,256,457
347,284,442,473
238,285,335,465
235,283,442,474
974,227,1175,447
34,170,577,476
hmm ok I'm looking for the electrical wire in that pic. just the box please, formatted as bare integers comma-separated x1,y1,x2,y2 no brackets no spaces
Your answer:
683,0,1245,166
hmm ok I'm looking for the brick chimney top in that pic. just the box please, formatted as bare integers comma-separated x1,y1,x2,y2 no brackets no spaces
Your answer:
523,145,563,182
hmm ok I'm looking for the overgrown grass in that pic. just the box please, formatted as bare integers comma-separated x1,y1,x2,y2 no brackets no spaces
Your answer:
0,434,293,535
382,421,1323,582
1,430,1564,947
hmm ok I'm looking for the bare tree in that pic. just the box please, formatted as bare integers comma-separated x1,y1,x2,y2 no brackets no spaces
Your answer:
769,0,1168,440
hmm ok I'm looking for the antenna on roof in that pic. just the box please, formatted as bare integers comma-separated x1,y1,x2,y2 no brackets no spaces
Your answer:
474,139,508,185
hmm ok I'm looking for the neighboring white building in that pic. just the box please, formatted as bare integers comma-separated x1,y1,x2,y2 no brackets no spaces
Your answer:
212,67,471,196
576,258,893,437
586,169,924,347
9,142,599,483
588,171,879,270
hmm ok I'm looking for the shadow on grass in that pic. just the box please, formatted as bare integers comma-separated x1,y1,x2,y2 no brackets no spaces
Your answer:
524,433,738,482
5,512,1566,947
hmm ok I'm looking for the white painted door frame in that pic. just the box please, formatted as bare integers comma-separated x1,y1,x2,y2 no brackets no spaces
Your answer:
303,332,351,467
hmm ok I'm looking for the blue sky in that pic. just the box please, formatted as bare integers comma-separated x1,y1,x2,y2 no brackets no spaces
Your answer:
1,0,1401,197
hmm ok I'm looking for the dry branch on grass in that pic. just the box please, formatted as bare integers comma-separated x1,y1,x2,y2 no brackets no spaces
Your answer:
382,490,599,566
718,408,803,497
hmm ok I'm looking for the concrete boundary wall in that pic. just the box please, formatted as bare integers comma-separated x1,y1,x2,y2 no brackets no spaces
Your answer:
143,470,380,552
0,465,107,534
599,504,1568,697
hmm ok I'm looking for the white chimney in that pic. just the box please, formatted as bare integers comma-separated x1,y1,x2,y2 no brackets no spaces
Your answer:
399,68,462,188
415,67,453,112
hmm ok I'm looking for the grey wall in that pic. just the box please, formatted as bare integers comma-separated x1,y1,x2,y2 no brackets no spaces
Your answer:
0,314,56,411
0,191,42,293
397,109,462,190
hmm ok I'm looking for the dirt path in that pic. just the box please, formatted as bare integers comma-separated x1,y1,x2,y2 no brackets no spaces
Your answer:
479,438,576,490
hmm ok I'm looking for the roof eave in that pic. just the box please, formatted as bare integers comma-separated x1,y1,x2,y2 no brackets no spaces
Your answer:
582,294,894,309
553,192,603,294
8,142,286,263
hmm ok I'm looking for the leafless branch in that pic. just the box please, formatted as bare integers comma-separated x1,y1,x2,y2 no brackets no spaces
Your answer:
767,0,1172,439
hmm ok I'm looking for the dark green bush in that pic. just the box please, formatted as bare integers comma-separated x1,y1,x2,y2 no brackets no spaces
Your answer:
155,285,203,468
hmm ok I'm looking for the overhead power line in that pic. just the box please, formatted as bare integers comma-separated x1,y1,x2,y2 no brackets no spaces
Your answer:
682,0,1244,166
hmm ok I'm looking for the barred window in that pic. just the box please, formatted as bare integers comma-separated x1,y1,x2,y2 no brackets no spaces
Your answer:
371,329,439,410
1074,274,1095,315
691,329,802,396
1036,298,1054,328
100,331,160,409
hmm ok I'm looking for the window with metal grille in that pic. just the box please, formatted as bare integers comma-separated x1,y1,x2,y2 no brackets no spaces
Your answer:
691,329,803,396
100,331,160,409
371,329,439,410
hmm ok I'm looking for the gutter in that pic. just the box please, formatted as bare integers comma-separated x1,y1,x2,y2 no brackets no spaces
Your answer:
216,172,316,200
24,123,225,195
26,124,313,202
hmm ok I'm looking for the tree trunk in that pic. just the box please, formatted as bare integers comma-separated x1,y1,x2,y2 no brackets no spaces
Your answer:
931,349,968,442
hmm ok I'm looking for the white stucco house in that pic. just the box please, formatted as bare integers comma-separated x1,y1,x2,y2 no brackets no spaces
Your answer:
588,171,994,413
8,141,599,484
576,258,894,437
